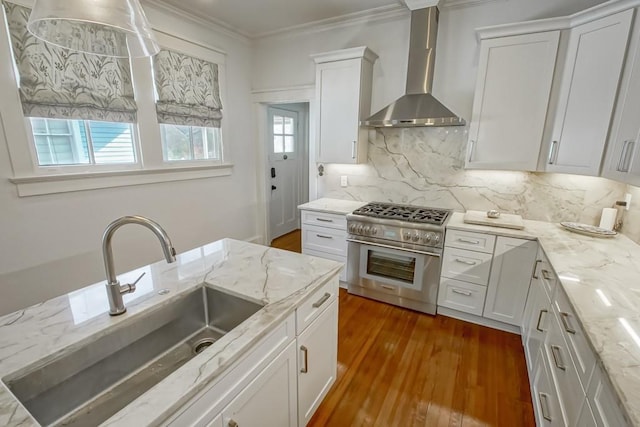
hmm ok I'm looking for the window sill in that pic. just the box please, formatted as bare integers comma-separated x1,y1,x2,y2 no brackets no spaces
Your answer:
9,163,234,197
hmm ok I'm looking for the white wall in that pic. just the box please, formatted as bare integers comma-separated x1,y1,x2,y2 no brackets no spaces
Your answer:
0,4,258,315
252,0,607,119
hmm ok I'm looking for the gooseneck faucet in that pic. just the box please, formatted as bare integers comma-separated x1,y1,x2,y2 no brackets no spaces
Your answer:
102,216,177,316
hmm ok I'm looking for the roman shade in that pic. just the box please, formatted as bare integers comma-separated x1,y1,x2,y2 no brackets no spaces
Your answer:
3,1,137,122
153,49,223,128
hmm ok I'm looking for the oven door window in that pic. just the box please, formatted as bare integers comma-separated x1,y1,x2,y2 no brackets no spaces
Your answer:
367,250,415,283
358,244,427,291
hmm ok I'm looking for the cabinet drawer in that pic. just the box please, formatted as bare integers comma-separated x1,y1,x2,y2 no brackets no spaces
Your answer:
301,248,346,282
301,210,347,230
296,277,339,335
553,287,596,391
302,225,347,257
437,278,488,316
538,257,558,301
545,312,585,427
445,229,496,254
441,247,493,286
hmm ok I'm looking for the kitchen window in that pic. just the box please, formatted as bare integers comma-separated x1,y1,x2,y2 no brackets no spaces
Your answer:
0,1,232,196
153,49,225,165
30,118,137,166
160,124,222,162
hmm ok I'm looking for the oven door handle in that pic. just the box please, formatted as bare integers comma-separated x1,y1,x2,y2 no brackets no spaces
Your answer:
346,238,441,257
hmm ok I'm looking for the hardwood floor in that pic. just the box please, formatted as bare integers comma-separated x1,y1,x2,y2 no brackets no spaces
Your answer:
268,229,533,426
309,290,535,427
270,229,302,253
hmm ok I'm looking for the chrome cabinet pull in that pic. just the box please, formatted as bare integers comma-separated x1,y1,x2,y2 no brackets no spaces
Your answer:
452,288,472,297
457,238,480,245
316,217,334,223
548,140,558,164
300,345,309,373
618,140,631,171
538,393,552,421
532,260,542,279
551,345,566,370
312,292,331,308
468,140,476,162
316,234,333,239
455,258,477,266
541,269,553,281
560,312,576,334
352,140,357,159
536,309,548,332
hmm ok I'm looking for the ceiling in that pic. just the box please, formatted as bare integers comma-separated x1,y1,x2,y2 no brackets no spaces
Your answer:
148,0,407,38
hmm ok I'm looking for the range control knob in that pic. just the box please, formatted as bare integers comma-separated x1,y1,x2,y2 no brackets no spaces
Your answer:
425,232,435,242
371,227,378,236
433,233,441,243
364,226,371,235
348,224,354,233
357,224,364,234
403,231,411,240
412,232,420,242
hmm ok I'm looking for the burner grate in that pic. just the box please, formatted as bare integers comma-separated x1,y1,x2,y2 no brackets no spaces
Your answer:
352,202,450,225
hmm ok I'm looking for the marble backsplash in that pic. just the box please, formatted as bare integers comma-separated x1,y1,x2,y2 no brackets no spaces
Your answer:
319,127,636,234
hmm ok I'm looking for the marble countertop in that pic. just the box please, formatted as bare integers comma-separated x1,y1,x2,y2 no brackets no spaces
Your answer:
448,212,640,426
0,239,343,426
298,198,366,215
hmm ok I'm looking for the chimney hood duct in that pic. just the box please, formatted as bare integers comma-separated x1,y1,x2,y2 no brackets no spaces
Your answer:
362,7,465,127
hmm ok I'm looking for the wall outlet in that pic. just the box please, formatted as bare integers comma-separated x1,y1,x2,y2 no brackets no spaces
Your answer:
625,193,632,210
340,176,348,187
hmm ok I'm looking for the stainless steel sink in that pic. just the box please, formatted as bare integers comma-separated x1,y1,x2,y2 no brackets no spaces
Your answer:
3,286,262,426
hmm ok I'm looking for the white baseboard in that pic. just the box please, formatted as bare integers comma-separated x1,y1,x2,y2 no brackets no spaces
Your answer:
244,235,264,244
437,306,521,335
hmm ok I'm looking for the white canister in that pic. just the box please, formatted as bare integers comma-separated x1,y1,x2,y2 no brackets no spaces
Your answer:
599,208,617,230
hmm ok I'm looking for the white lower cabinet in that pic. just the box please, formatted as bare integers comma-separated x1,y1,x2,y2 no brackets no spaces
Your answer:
483,237,538,325
222,341,298,427
532,348,563,426
301,210,348,285
165,277,339,427
439,230,537,330
522,249,552,372
298,299,338,426
588,365,630,427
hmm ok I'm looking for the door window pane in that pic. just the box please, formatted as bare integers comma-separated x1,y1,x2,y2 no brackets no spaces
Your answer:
273,115,283,135
274,135,284,154
284,117,294,134
284,136,294,153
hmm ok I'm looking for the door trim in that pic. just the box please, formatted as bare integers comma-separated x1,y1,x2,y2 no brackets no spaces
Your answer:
252,85,315,245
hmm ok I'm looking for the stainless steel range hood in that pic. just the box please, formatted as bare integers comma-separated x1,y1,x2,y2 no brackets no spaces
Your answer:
362,7,465,127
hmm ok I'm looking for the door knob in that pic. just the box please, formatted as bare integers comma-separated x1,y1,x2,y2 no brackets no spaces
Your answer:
271,167,276,178
283,154,288,160
271,185,277,190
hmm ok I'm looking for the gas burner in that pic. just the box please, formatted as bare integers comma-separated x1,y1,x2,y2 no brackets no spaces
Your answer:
352,202,450,225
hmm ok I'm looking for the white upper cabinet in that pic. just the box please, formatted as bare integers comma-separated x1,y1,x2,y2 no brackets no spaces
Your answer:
545,9,633,176
466,31,560,171
603,7,640,186
467,3,634,175
313,47,377,164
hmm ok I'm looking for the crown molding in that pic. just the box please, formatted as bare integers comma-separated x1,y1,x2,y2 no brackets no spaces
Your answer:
142,0,251,43
476,0,640,40
441,0,508,9
403,0,439,11
255,4,409,40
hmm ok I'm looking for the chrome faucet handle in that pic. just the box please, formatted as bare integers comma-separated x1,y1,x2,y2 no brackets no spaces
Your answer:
121,272,146,294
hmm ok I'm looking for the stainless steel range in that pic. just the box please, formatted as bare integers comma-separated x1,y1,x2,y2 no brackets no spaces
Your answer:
346,202,451,315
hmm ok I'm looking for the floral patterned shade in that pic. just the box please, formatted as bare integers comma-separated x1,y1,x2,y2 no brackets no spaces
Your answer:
153,49,223,128
3,2,137,122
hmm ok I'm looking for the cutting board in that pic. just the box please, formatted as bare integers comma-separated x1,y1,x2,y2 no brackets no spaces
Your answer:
463,210,525,230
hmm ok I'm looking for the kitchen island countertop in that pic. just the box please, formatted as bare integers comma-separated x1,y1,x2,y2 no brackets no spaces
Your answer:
0,238,342,426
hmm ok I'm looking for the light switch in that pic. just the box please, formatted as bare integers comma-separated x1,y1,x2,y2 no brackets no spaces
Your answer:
340,176,348,187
